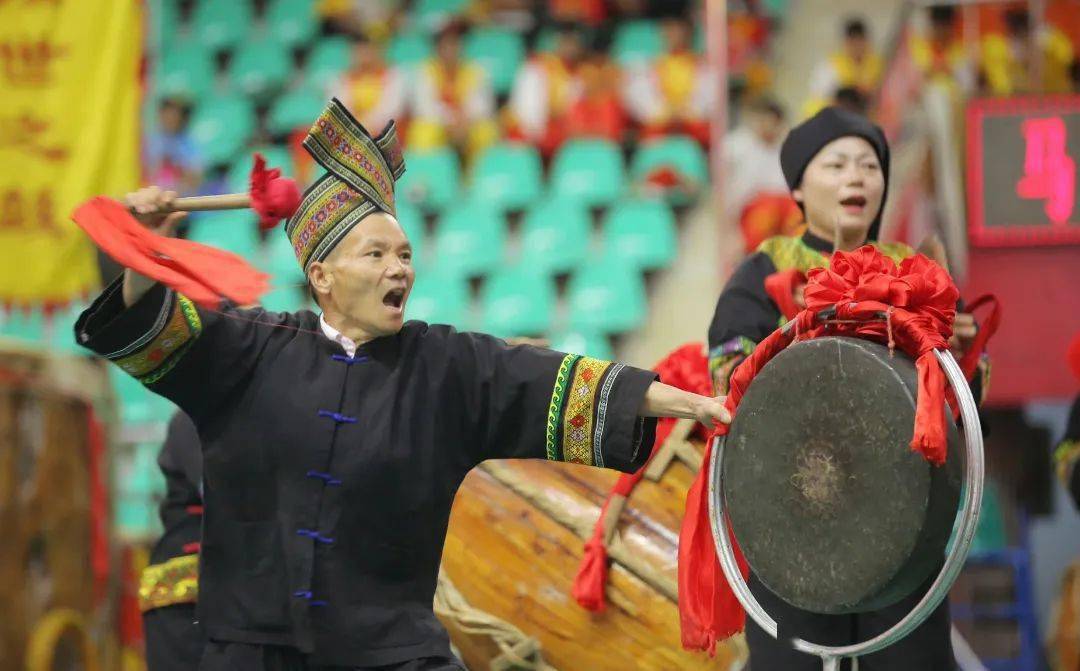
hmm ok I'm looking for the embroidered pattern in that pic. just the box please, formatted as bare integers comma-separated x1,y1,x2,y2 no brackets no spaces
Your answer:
546,354,580,461
287,174,377,270
1055,439,1080,489
592,363,624,468
561,357,614,466
113,295,202,384
287,98,407,272
757,235,915,275
302,99,403,213
708,336,757,392
138,554,199,612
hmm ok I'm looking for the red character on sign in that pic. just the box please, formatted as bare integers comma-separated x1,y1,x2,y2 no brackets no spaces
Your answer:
1016,116,1075,225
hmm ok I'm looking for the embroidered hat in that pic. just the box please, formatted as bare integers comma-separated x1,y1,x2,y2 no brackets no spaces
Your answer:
285,98,406,271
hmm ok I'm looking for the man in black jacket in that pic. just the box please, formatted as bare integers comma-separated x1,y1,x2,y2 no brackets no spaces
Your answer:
78,99,732,671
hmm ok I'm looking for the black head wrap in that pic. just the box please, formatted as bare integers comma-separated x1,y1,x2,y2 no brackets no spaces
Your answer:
779,106,890,240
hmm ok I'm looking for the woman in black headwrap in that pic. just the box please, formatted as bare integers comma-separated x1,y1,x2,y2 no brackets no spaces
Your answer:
707,106,982,670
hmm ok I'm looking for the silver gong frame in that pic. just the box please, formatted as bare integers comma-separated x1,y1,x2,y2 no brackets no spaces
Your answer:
707,342,985,671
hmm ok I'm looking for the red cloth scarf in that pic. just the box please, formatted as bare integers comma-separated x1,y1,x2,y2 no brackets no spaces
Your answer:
679,246,964,653
71,198,270,308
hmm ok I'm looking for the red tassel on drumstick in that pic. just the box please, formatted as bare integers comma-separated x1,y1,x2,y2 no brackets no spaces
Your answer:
71,154,302,308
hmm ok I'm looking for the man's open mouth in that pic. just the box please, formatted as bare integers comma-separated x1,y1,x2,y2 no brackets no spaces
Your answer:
383,288,406,310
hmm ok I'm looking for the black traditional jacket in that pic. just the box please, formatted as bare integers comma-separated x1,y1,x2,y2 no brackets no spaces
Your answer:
77,279,657,666
140,411,203,613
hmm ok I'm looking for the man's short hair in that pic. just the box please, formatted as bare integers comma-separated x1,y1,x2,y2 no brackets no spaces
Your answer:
747,95,785,120
1004,8,1030,35
928,5,957,27
844,17,868,39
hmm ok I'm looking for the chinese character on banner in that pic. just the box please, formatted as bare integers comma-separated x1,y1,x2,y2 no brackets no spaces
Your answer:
1015,116,1076,225
0,0,140,309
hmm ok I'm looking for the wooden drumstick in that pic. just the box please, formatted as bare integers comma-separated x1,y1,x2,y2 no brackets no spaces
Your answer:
167,193,253,212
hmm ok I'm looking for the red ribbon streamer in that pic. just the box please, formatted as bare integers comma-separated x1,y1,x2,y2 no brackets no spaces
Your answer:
679,246,972,654
71,197,270,308
572,343,713,613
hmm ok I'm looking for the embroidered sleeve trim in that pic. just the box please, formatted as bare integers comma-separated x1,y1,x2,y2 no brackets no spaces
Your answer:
560,357,615,466
102,286,176,360
138,554,199,612
111,294,203,384
592,363,625,469
1055,439,1080,489
546,354,581,461
708,337,756,375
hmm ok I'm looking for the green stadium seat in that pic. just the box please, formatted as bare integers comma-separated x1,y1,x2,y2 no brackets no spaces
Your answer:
305,37,351,91
267,87,324,136
567,260,647,334
612,20,664,64
631,134,709,188
406,270,471,327
157,42,216,100
602,198,677,270
148,0,180,53
191,0,252,51
432,204,506,277
548,329,614,361
229,38,292,100
397,148,461,212
266,0,318,50
45,302,90,355
386,31,433,68
470,143,542,212
185,210,261,258
533,28,557,53
463,27,525,95
413,0,469,31
550,139,626,208
394,199,426,266
519,200,592,275
226,145,295,193
258,230,304,282
189,94,256,166
0,308,44,343
971,481,1009,553
479,267,556,337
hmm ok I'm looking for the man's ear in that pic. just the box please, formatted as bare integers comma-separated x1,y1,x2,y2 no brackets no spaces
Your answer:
792,188,804,204
308,261,332,300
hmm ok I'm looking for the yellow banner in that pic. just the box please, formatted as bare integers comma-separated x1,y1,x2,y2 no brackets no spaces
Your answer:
0,0,141,308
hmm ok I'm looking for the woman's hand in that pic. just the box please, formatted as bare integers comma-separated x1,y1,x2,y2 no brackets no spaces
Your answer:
950,312,978,359
640,381,731,425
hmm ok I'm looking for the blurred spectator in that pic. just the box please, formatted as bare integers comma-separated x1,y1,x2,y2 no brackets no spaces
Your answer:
728,9,774,99
332,34,406,132
508,22,589,156
806,18,883,115
409,21,499,160
547,0,607,27
623,15,715,146
144,97,203,196
470,0,536,32
832,86,870,116
564,36,627,143
317,0,402,41
980,7,1074,96
722,96,797,250
910,5,975,93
